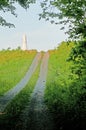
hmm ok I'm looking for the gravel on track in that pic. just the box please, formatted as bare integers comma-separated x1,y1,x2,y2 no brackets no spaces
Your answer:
19,52,54,130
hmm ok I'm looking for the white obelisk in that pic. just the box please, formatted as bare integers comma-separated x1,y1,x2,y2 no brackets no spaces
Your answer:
22,34,28,50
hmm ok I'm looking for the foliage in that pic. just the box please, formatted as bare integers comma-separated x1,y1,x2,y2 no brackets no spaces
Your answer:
69,39,86,80
1,0,86,40
0,0,36,27
40,0,86,39
0,50,37,96
45,41,86,130
40,2,86,117
1,0,86,39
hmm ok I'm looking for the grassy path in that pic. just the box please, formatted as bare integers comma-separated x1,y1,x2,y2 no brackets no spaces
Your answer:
19,52,54,130
0,53,41,112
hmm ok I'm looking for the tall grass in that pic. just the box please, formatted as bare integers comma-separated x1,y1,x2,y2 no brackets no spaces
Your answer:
47,42,74,88
0,50,37,96
45,41,86,130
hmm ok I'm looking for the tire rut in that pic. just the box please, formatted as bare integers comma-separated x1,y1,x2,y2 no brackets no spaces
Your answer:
19,52,54,130
0,52,41,112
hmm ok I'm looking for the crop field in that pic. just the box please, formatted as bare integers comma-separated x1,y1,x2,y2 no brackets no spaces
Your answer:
0,50,37,96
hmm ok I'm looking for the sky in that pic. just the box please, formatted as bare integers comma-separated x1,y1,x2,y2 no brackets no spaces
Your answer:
0,2,68,51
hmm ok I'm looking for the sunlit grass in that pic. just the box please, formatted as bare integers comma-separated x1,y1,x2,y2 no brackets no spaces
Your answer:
0,50,37,96
45,41,75,129
47,42,74,88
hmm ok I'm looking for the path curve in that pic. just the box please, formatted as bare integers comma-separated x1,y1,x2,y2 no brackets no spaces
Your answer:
19,52,54,130
0,52,41,112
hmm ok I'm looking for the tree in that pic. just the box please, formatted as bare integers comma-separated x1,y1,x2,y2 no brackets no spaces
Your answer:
40,2,86,129
40,0,86,39
16,46,21,50
0,0,36,27
39,0,86,83
1,0,86,38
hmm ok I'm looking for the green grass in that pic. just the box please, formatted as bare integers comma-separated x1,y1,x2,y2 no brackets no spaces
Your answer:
0,56,42,130
45,41,77,129
0,50,37,96
47,41,74,88
45,42,74,107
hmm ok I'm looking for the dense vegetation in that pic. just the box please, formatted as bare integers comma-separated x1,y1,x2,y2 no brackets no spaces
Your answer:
45,41,86,130
0,50,37,96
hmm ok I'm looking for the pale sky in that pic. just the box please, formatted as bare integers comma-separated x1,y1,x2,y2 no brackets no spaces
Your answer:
0,2,68,51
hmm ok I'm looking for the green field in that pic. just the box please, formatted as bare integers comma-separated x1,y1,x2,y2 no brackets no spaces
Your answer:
0,50,37,96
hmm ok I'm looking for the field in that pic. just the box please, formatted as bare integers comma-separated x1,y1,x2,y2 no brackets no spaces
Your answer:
0,50,37,96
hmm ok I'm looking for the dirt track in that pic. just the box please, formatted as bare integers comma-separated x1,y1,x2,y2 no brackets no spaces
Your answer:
19,52,54,130
0,52,41,112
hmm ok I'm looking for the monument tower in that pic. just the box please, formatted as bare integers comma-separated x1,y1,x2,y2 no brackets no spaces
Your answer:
22,34,28,50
